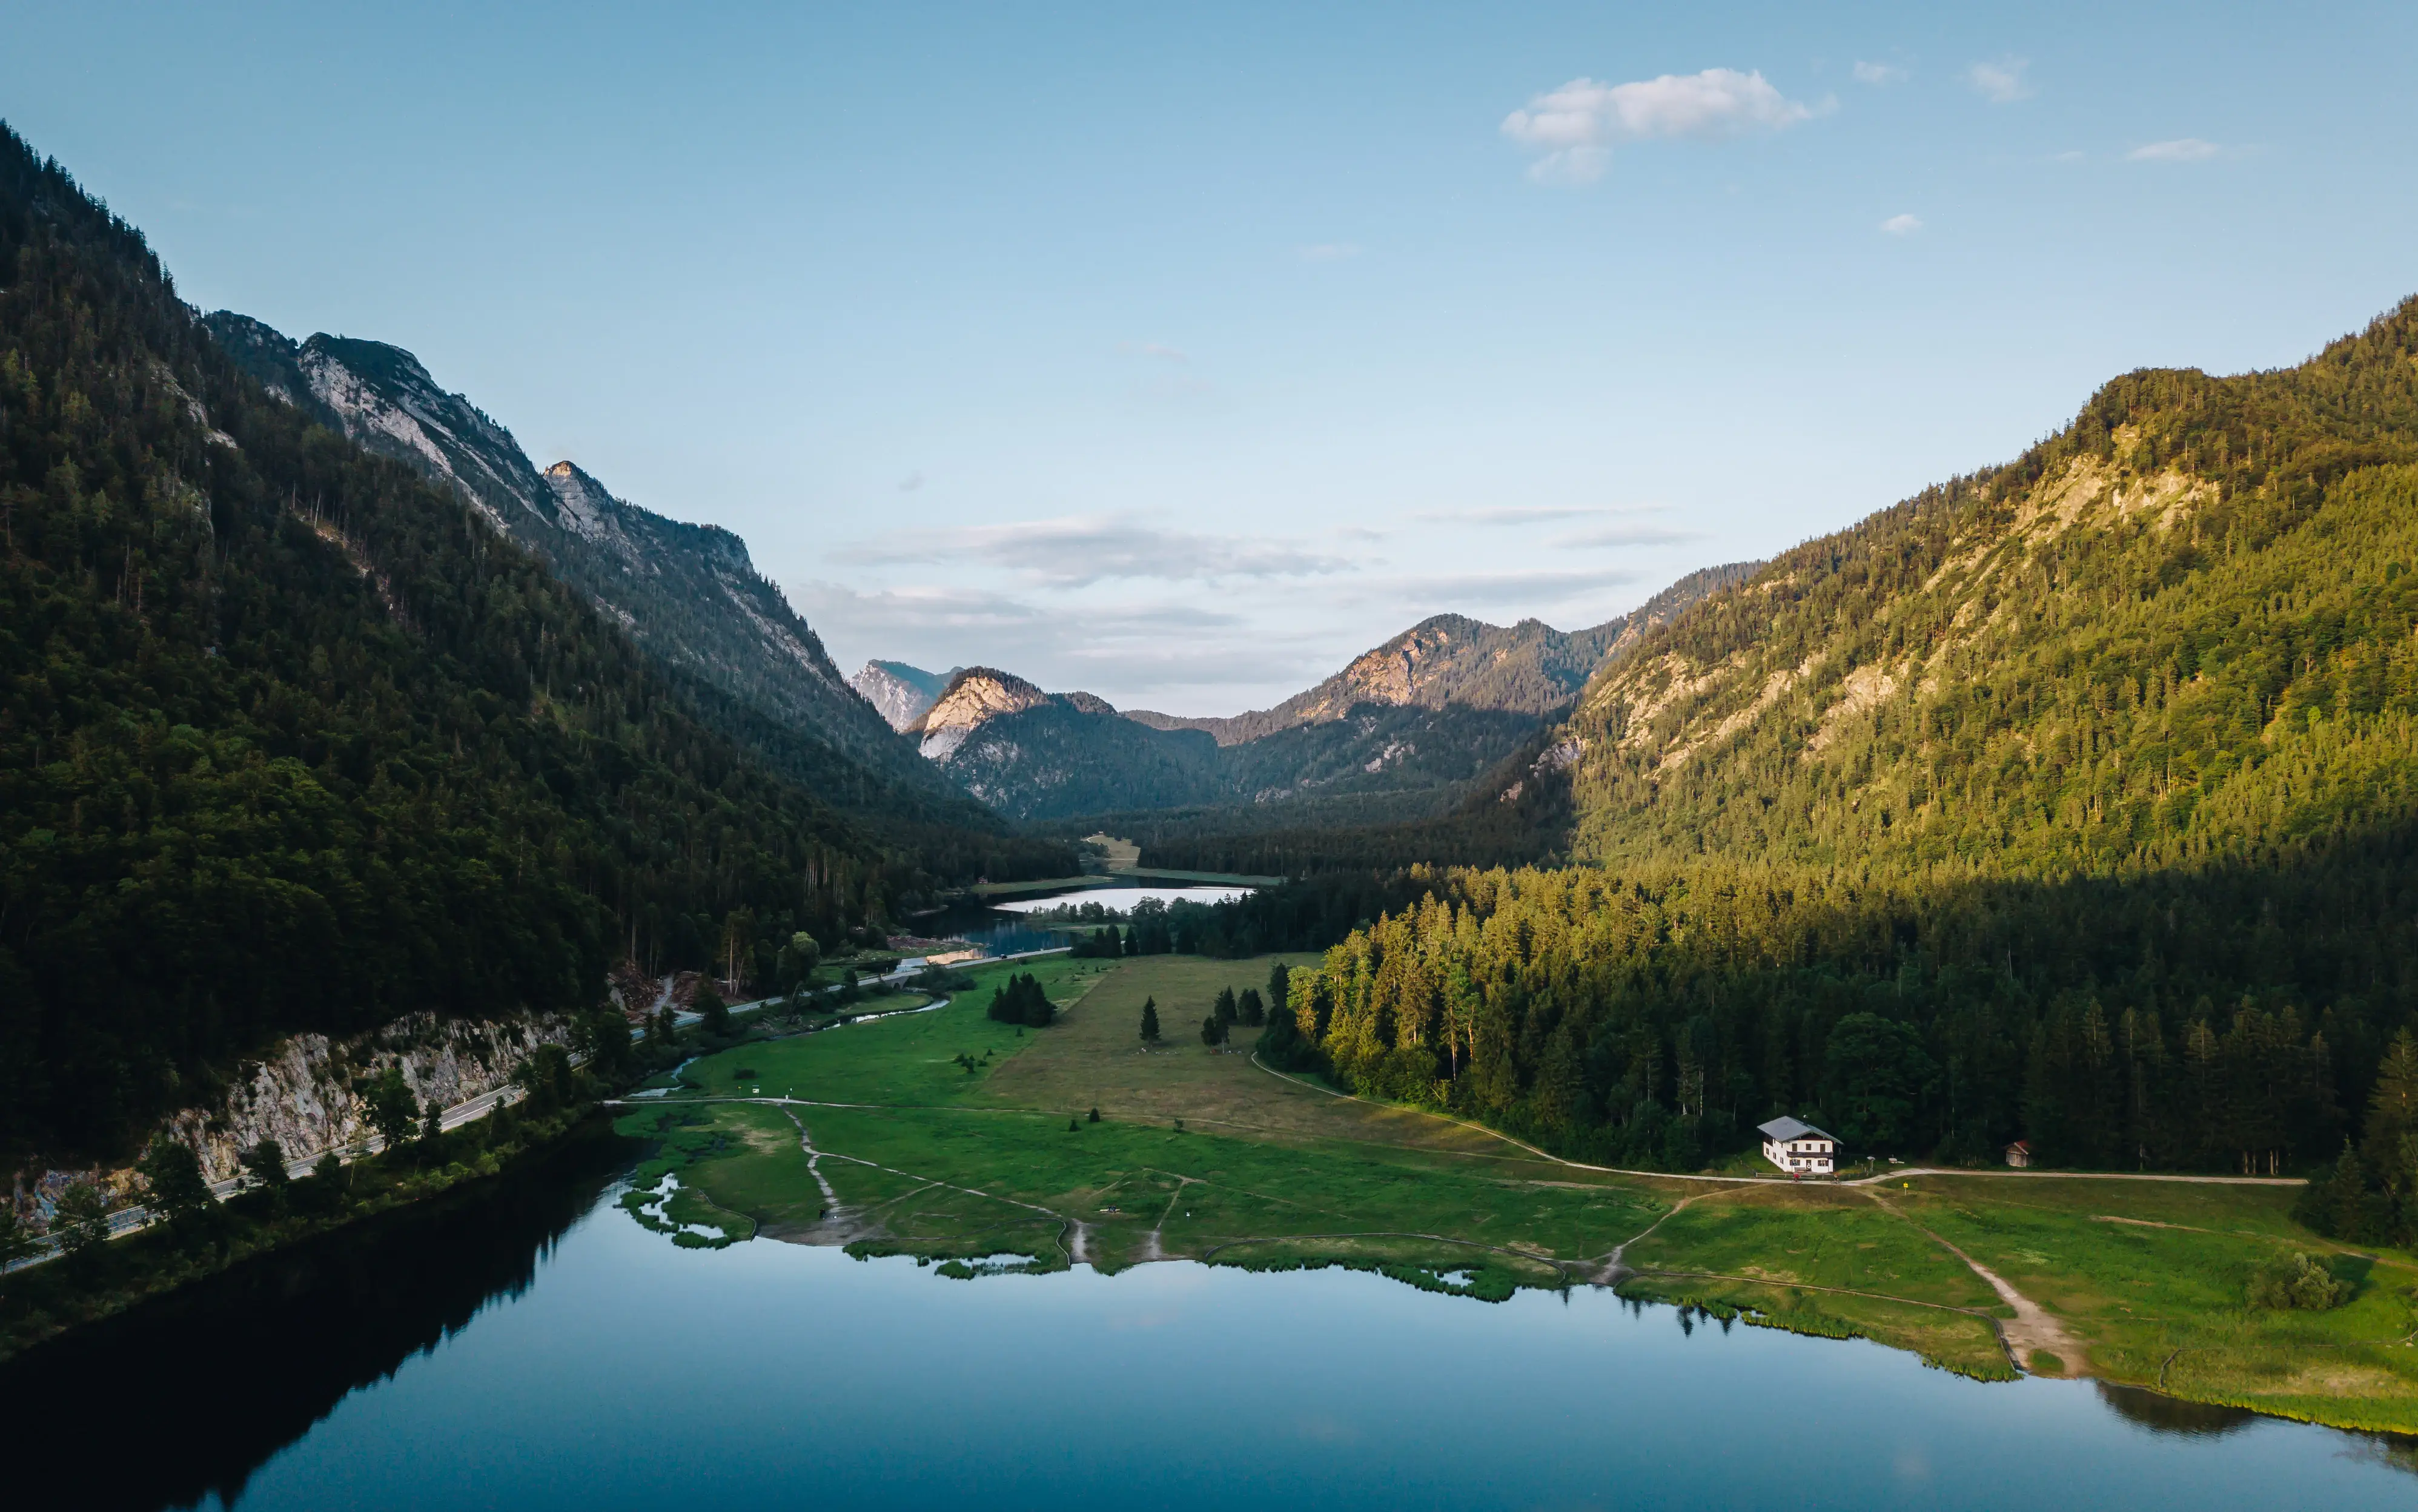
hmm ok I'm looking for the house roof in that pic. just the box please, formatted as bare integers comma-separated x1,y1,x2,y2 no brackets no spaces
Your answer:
1758,1116,1835,1143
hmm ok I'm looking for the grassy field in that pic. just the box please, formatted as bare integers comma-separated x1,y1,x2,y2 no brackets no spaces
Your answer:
610,951,2418,1431
1895,1175,2418,1430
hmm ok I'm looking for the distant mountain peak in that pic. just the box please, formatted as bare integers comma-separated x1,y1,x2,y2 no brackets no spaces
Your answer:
908,667,1058,759
850,659,958,731
1125,566,1758,747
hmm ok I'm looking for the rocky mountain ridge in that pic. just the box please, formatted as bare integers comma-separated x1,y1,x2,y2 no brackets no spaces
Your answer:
202,315,960,813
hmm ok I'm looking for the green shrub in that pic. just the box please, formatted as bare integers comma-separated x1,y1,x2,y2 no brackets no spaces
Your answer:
2247,1251,2347,1311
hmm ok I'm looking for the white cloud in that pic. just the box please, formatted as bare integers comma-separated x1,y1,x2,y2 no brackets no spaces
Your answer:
1501,68,1820,182
1852,61,1906,85
1297,243,1360,262
790,579,1316,702
1546,521,1700,549
2128,138,2219,162
829,515,1351,588
1880,213,1923,235
1360,566,1646,608
1966,58,2031,104
1411,503,1666,526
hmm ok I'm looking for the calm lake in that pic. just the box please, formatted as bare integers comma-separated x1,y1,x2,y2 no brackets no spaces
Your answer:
10,1131,2412,1511
909,883,1259,957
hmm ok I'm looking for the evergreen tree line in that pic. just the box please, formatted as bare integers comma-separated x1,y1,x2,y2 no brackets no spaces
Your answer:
1228,838,2416,1176
2294,1031,2418,1247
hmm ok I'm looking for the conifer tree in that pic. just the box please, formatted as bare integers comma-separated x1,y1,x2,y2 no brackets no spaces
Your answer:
1140,998,1161,1043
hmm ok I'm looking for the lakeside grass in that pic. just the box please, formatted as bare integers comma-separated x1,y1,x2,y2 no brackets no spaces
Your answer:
1894,1175,2418,1430
612,949,2418,1431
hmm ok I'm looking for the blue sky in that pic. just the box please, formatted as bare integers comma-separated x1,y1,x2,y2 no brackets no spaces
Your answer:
8,2,2416,711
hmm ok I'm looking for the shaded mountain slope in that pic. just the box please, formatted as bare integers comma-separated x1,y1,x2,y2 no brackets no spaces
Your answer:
0,124,924,1155
203,314,992,831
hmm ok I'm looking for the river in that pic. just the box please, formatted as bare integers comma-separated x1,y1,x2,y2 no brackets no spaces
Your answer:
7,1131,2411,1511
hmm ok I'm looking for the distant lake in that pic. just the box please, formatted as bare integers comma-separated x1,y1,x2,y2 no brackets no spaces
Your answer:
12,1140,2411,1512
904,884,1259,957
993,884,1255,913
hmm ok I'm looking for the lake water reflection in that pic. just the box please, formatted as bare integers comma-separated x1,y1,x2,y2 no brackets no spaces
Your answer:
12,1147,2412,1512
907,883,1256,958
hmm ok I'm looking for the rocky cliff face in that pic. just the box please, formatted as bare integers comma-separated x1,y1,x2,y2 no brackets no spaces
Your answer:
907,667,1058,761
850,660,957,731
10,1013,576,1232
201,314,955,808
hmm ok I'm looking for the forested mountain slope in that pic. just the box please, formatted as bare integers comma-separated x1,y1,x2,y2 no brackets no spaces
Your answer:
1565,303,2418,877
0,126,926,1158
1230,297,2418,1189
204,314,987,827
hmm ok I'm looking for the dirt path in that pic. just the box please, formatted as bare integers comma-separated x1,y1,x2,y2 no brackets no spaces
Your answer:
1142,1178,1195,1261
776,1106,1076,1261
1867,1192,2082,1375
1594,1190,1715,1284
1856,1166,2304,1188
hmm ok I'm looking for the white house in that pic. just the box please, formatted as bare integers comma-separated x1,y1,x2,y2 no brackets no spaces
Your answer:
1759,1116,1837,1175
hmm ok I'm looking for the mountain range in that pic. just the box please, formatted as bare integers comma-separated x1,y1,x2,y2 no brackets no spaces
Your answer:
855,563,1756,823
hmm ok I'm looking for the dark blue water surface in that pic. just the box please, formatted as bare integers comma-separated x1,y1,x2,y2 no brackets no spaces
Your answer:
12,1135,2413,1511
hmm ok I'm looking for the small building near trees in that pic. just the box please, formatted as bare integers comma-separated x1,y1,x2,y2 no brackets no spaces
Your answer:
2004,1140,2033,1169
1758,1117,1837,1175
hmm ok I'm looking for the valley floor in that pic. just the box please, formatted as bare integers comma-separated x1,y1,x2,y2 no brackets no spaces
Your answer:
612,952,2418,1434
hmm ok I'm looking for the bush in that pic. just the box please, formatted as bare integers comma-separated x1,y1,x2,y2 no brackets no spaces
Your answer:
2247,1252,2347,1311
